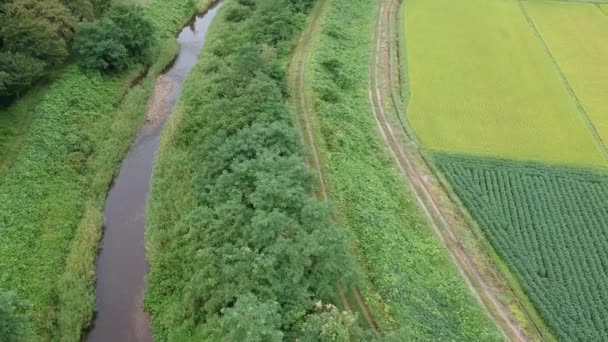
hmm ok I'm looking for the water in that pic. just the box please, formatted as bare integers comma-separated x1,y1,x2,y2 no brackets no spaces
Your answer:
86,4,222,341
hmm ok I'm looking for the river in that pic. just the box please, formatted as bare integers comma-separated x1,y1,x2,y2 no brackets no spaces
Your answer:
86,4,222,341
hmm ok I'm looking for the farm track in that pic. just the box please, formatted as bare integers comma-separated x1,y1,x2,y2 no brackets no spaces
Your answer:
288,0,380,333
369,0,545,341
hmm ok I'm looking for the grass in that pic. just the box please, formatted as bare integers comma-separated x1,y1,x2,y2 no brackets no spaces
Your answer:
404,0,605,167
306,0,502,339
0,87,48,181
436,153,608,341
524,1,608,147
0,0,195,339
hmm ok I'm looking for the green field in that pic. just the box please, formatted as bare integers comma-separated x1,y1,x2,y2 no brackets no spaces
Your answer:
436,154,608,341
524,1,608,147
306,0,501,339
0,0,194,339
405,0,605,167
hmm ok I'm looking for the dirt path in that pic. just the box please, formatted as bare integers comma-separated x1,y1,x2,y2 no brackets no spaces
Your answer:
369,1,543,341
288,0,379,333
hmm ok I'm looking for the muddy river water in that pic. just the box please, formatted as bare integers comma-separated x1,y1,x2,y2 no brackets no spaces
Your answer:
87,4,222,341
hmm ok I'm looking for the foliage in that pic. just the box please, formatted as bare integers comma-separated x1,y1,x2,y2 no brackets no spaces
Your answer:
0,291,32,341
523,1,608,149
146,0,364,340
405,0,606,167
73,4,156,72
436,153,608,341
73,20,131,71
307,0,502,339
0,0,195,339
0,0,75,98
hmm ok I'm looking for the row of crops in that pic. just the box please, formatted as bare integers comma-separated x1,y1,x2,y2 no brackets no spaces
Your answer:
435,154,608,341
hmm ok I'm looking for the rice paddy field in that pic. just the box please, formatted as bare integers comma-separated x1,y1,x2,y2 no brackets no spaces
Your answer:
523,1,608,146
404,0,606,167
403,0,608,340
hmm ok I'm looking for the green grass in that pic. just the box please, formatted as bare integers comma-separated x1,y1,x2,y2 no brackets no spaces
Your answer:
0,87,48,181
0,0,194,339
306,0,502,339
436,153,608,341
524,1,608,147
404,0,605,167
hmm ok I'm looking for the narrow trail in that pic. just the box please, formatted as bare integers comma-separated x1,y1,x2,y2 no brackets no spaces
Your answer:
288,0,379,333
368,0,541,341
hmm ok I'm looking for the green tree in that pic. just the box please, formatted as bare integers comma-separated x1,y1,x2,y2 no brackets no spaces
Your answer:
60,0,95,21
72,20,130,72
106,4,156,59
0,291,31,342
72,3,155,72
0,52,45,95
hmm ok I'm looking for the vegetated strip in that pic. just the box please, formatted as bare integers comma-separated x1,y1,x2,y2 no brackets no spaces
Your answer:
145,0,374,340
436,153,608,342
303,0,502,339
0,0,197,339
518,0,608,164
288,0,380,332
0,87,48,181
388,0,552,340
370,1,517,340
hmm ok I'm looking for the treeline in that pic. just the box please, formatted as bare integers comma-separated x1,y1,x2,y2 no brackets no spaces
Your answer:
146,0,374,340
0,0,156,102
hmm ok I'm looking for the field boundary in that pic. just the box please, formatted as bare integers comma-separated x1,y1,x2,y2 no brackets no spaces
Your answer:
392,0,555,339
369,0,560,340
287,0,380,334
518,0,608,163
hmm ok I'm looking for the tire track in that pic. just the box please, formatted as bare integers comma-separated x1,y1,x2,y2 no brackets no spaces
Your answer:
288,0,379,333
368,1,532,341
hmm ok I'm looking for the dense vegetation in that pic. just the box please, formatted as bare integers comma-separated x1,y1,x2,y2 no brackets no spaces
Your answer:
146,0,375,340
73,4,156,72
0,0,196,340
305,0,501,339
0,0,111,100
405,0,605,167
436,154,608,341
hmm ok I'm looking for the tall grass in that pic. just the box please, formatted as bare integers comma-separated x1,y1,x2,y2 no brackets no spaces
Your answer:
306,0,502,339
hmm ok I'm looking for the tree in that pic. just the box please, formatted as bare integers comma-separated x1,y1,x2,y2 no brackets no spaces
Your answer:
0,291,31,342
0,52,45,96
60,0,95,21
72,3,155,72
72,20,130,72
105,4,155,59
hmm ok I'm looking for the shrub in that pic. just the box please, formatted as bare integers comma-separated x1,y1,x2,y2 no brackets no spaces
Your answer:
0,291,32,342
73,4,155,72
73,20,131,71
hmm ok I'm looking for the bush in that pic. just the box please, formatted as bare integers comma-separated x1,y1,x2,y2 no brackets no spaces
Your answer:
73,20,131,71
73,4,156,72
0,291,31,342
0,0,76,98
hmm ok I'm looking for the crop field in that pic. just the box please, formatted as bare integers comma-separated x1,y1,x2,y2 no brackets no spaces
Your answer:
523,1,608,146
404,0,606,167
435,154,608,341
